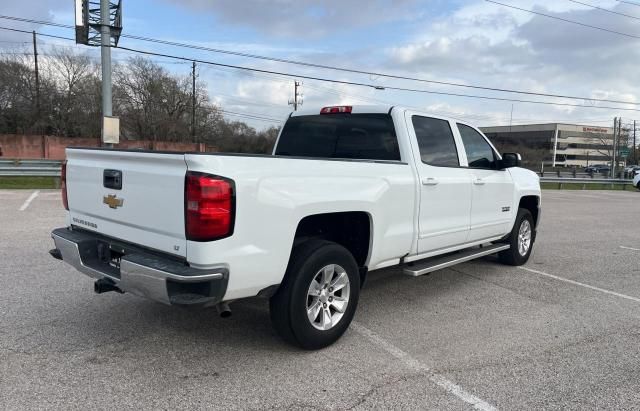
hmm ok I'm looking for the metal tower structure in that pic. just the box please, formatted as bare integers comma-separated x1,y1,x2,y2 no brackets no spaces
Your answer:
75,0,122,145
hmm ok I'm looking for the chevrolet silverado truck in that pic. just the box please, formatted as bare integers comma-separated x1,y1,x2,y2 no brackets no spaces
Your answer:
49,105,541,349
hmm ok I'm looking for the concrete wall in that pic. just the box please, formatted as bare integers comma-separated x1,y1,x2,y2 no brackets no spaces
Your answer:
0,135,212,159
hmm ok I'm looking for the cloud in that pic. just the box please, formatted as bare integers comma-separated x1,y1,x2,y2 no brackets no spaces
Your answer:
160,0,420,38
0,0,70,44
4,0,638,128
381,0,640,125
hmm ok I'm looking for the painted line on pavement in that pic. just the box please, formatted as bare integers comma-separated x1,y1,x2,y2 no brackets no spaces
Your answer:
619,246,640,252
18,190,40,211
351,321,498,411
518,266,640,303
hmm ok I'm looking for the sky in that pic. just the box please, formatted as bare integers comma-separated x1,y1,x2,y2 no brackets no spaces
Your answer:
1,0,640,130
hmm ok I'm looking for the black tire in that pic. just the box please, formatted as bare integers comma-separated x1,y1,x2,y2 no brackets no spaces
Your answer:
499,208,535,266
269,240,360,350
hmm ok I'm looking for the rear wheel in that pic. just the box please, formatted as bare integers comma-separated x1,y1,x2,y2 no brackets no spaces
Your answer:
269,240,360,350
499,208,535,266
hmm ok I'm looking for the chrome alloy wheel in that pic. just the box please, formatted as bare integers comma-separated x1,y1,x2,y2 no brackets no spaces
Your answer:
306,264,351,331
518,219,532,256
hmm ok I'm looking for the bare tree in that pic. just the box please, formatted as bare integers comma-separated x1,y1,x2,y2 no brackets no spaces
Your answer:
45,47,101,137
0,51,279,154
114,57,195,141
0,52,39,134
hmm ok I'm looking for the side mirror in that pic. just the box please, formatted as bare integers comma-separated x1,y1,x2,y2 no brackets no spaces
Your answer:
500,152,521,169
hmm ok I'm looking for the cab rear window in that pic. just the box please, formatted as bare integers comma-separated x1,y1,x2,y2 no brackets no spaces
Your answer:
275,114,401,161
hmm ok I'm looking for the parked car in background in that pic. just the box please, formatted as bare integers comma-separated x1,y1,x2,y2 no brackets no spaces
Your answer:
585,164,610,173
623,164,638,174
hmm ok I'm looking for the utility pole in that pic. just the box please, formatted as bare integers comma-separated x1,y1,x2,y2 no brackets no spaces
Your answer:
192,61,196,142
611,117,618,178
100,0,113,147
634,120,637,165
32,31,40,129
618,117,622,175
288,81,303,111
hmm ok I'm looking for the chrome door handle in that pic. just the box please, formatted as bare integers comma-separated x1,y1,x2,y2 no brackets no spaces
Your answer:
473,178,485,185
422,177,439,186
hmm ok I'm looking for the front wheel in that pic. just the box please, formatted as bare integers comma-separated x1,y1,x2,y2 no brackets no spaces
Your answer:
270,240,360,350
499,208,535,266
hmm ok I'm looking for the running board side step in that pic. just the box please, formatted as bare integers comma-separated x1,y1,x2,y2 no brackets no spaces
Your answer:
403,244,510,277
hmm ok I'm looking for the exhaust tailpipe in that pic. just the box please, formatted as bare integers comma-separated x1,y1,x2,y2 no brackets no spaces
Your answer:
49,248,63,260
94,278,124,294
216,302,232,318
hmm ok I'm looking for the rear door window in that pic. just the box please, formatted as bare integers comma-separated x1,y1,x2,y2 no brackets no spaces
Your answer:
412,116,459,167
275,114,400,161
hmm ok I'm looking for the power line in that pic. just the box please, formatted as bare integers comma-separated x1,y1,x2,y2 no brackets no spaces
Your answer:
114,44,640,113
217,74,640,123
309,83,623,124
2,14,640,107
566,0,640,21
219,110,281,123
0,15,71,28
4,25,640,113
0,25,279,127
486,0,640,39
215,95,291,111
221,110,281,121
617,0,640,8
0,25,75,41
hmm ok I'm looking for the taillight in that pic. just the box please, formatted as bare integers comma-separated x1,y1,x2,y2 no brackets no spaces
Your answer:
320,106,352,114
185,171,235,241
61,160,69,210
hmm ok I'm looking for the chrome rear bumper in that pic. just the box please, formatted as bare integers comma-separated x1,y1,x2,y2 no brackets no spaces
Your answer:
51,227,228,306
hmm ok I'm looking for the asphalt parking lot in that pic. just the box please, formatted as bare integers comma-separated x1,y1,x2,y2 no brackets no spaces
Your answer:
1,189,639,410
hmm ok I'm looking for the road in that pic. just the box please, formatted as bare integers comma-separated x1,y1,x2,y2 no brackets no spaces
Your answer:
1,189,639,410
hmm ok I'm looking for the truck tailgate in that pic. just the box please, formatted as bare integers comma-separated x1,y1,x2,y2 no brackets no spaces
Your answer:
65,149,188,257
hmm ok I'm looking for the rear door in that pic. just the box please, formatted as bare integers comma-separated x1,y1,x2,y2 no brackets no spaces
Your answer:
405,112,473,253
455,123,514,242
65,149,188,257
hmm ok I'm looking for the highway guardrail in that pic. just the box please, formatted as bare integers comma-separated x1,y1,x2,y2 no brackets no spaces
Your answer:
0,166,61,177
540,177,636,189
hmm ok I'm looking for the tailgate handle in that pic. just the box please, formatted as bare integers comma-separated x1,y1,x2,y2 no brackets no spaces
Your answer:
103,169,123,190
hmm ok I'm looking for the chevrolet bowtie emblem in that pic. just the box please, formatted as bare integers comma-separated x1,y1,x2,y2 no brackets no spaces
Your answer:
103,194,124,209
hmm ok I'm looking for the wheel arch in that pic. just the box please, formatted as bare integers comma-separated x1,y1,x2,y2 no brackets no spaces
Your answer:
292,211,372,286
518,195,540,228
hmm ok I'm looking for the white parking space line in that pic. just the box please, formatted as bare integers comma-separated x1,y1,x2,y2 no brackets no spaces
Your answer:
619,246,640,252
518,266,640,304
351,322,498,411
18,190,40,211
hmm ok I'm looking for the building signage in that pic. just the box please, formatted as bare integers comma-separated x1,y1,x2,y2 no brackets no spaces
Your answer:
582,127,609,134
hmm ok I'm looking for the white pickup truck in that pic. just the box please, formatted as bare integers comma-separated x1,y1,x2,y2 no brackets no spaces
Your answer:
50,105,541,349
